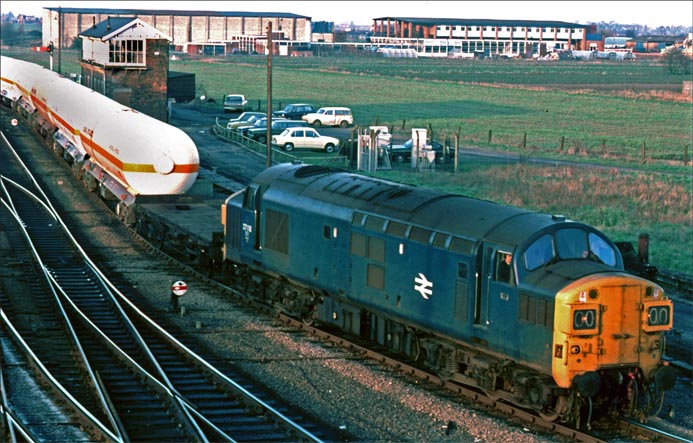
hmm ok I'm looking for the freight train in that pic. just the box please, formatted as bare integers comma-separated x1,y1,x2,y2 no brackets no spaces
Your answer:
2,56,676,429
220,163,676,427
0,55,199,223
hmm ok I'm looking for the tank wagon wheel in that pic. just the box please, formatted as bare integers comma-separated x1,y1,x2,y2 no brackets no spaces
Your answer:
339,121,348,128
324,144,335,153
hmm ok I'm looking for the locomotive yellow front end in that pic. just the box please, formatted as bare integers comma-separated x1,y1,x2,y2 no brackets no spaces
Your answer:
552,273,676,417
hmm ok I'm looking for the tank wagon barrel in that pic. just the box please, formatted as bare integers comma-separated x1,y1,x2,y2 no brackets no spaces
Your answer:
0,55,199,220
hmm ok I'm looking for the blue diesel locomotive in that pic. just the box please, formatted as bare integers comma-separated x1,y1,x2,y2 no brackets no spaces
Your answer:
221,163,675,426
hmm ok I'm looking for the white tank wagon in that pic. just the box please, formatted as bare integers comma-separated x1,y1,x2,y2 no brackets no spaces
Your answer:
0,56,199,214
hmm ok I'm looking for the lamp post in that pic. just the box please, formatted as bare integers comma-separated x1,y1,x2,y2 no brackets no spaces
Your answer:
266,21,273,168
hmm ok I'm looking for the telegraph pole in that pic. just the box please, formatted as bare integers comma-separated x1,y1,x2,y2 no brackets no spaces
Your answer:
266,21,273,168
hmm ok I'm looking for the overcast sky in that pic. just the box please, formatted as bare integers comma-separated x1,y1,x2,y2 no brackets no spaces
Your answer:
2,1,692,28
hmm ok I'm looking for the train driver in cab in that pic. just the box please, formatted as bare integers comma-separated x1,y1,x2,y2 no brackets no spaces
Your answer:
496,252,513,284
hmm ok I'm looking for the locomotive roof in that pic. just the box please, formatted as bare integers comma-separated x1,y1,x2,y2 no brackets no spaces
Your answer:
255,164,573,247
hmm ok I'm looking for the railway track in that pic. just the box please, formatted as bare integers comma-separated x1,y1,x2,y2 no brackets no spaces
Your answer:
3,108,690,442
0,132,329,442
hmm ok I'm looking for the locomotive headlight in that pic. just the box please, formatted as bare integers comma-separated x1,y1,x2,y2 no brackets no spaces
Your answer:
570,345,581,355
572,306,598,334
642,301,672,332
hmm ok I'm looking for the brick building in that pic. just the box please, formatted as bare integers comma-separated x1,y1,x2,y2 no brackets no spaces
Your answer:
371,17,590,57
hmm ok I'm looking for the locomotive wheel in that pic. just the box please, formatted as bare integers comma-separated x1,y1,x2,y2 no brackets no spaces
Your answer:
539,395,568,422
302,310,315,326
484,389,502,401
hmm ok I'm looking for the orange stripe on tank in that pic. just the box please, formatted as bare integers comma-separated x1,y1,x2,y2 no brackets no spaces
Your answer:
5,78,199,176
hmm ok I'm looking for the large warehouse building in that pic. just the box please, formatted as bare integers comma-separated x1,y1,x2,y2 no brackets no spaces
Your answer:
42,7,312,54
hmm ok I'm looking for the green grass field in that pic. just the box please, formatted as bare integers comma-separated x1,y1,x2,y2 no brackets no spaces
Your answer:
173,54,692,172
177,53,693,275
3,48,691,275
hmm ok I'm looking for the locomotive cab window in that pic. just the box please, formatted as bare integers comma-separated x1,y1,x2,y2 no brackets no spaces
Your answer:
523,229,618,271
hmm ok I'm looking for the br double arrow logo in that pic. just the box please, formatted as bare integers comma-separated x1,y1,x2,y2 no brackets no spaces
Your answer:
414,273,433,300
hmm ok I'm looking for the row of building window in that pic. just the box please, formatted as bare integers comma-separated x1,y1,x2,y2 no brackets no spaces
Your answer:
438,26,574,33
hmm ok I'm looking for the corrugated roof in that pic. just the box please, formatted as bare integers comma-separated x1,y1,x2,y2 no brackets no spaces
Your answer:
44,7,310,20
372,17,588,28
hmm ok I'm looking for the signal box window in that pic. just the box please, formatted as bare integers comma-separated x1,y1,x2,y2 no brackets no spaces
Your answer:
109,39,144,65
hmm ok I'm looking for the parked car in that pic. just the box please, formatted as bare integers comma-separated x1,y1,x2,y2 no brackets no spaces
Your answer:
387,138,452,163
246,119,309,144
302,107,353,128
235,117,269,136
272,103,316,120
272,127,341,153
227,111,265,130
223,94,248,113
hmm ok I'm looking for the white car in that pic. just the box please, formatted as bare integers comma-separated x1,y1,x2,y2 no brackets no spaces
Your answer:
302,107,353,128
223,94,248,113
272,127,340,153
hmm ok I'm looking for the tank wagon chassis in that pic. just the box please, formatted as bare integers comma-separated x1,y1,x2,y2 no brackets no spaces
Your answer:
2,86,676,433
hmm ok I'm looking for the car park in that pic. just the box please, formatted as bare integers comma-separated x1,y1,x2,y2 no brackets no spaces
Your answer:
387,138,452,163
302,107,353,128
223,94,248,113
246,119,309,144
272,103,316,120
272,127,341,153
227,111,265,129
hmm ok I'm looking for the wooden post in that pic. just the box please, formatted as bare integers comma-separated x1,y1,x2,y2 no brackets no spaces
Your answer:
559,136,565,152
402,119,406,130
601,139,606,155
641,142,646,162
453,134,459,173
522,132,527,148
488,129,492,143
684,144,689,165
